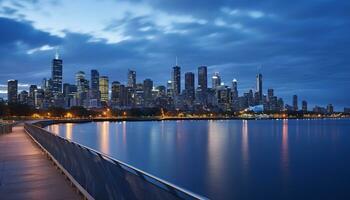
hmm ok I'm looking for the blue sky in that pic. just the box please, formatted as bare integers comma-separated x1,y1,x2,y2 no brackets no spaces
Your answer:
0,0,349,110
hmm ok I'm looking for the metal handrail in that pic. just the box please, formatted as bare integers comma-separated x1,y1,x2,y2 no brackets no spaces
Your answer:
25,122,208,200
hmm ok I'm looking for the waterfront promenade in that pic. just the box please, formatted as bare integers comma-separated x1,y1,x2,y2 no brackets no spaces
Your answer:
0,125,80,200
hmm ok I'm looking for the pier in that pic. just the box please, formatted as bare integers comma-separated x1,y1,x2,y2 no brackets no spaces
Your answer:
0,125,81,199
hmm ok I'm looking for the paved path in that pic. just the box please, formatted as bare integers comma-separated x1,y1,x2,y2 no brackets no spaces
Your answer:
0,125,81,200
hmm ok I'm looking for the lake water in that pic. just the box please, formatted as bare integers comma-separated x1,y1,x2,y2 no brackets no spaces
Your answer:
46,119,350,200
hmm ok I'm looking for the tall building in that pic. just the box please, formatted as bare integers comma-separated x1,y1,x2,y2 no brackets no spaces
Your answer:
302,100,308,112
198,66,207,90
29,85,37,99
99,76,109,103
172,66,181,96
143,79,153,106
267,89,274,100
166,80,173,97
111,81,121,106
127,69,136,88
19,90,28,104
75,71,89,106
232,79,238,99
34,89,45,108
256,73,263,102
327,104,334,114
7,80,18,103
90,69,100,99
185,72,195,104
52,52,63,94
212,72,221,88
293,95,298,111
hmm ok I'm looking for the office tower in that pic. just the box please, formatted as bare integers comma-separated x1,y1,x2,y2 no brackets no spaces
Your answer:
230,79,239,110
91,69,100,99
18,90,28,104
185,72,195,104
34,89,45,108
119,84,128,107
76,71,89,93
99,76,109,103
75,71,89,105
111,81,121,106
302,100,308,112
29,85,37,99
267,89,274,100
63,83,77,98
156,86,166,97
166,80,173,97
212,72,221,88
231,79,238,99
127,69,136,88
216,85,231,109
293,95,298,111
327,104,334,114
278,98,284,111
143,79,153,106
256,73,263,102
75,71,85,86
313,106,327,114
7,80,18,103
52,52,63,94
172,66,181,96
198,66,207,90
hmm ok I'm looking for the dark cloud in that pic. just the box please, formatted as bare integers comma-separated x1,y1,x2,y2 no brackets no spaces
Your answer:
0,0,350,110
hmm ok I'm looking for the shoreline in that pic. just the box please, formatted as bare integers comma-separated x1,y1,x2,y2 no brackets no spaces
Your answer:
27,116,350,127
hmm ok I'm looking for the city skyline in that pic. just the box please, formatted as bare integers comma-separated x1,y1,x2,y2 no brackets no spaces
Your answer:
0,53,343,114
0,0,350,109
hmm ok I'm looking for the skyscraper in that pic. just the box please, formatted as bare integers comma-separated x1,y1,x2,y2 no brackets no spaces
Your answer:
7,80,18,103
19,90,28,104
143,79,153,106
75,71,89,106
267,89,274,100
293,95,298,111
52,52,63,94
127,69,136,88
256,73,263,102
327,104,334,114
185,72,195,104
99,76,109,103
166,80,173,97
212,72,221,88
198,66,207,90
302,100,307,112
172,66,181,96
111,81,121,106
91,69,100,100
232,79,238,99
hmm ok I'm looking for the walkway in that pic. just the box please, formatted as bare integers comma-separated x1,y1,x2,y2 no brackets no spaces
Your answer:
0,125,81,200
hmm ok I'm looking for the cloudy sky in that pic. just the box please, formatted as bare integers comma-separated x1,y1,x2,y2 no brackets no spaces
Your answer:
0,0,349,110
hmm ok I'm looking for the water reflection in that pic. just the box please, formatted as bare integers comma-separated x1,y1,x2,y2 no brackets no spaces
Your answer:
50,124,59,135
65,123,73,140
281,119,289,177
242,120,249,171
207,120,226,194
98,121,110,154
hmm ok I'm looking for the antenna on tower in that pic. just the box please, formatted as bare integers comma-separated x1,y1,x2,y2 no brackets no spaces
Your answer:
175,56,178,66
257,65,262,74
55,48,59,59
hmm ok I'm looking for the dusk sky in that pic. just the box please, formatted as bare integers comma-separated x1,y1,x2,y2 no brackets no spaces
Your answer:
0,0,349,110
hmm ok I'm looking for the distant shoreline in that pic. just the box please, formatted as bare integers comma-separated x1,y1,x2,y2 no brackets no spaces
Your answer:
25,116,350,127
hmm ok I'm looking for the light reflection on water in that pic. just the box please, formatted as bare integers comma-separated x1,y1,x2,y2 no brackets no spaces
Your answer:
46,119,350,200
